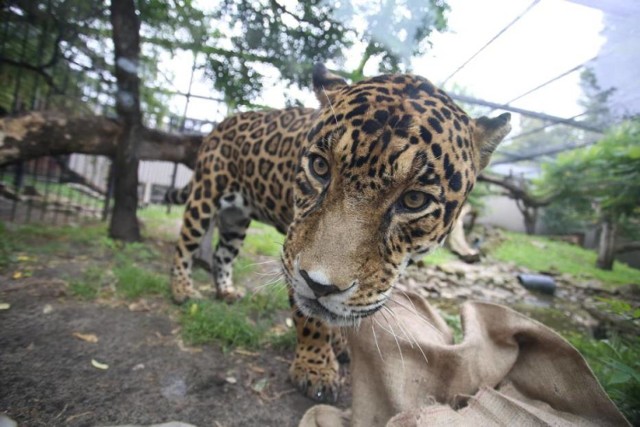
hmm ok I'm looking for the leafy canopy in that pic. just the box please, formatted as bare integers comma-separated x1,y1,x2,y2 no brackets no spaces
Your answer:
535,119,640,220
2,0,450,118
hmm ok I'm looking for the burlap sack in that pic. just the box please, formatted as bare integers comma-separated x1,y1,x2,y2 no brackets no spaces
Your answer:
299,292,629,427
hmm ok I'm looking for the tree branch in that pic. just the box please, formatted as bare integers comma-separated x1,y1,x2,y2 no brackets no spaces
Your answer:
478,173,553,207
615,242,640,254
0,111,201,168
0,57,60,92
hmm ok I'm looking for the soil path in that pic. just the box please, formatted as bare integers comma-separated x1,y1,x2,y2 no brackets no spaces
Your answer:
0,277,339,427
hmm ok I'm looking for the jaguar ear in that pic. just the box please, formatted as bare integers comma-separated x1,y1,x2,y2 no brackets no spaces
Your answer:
312,63,348,108
473,112,512,169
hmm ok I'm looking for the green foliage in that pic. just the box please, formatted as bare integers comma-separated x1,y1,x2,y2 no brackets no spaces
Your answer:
3,0,450,116
0,221,15,269
181,300,264,347
568,333,640,424
422,247,457,265
536,120,640,219
181,285,289,348
267,327,297,350
246,284,289,313
69,266,104,300
113,262,168,299
243,222,284,257
492,231,640,287
441,312,463,343
466,181,491,212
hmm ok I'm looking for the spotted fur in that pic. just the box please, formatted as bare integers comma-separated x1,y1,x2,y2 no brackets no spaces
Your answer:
170,63,511,402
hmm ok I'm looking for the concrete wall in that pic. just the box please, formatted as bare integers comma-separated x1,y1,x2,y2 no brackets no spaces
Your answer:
475,195,527,233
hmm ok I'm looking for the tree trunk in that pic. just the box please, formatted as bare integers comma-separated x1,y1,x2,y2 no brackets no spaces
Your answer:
0,112,202,167
109,0,143,242
523,207,537,235
596,216,617,270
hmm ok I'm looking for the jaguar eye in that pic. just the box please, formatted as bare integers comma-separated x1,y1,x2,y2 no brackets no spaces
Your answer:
309,155,330,181
400,191,430,211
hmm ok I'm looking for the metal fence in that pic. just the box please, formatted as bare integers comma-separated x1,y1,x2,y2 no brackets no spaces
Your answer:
0,2,221,225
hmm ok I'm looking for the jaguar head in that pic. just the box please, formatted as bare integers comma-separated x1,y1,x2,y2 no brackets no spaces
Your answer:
282,64,511,326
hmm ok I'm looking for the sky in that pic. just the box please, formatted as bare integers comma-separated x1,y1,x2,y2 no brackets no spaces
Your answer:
163,0,611,131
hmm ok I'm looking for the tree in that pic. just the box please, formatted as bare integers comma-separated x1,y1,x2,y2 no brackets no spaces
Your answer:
109,0,143,241
1,0,450,240
535,120,640,270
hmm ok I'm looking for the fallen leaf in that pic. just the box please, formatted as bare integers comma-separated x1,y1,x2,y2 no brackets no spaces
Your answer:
251,378,269,393
234,348,258,357
72,332,98,343
91,359,109,370
12,271,22,279
225,376,237,384
189,303,199,315
42,304,53,314
249,365,265,374
17,255,30,262
176,338,203,353
128,300,150,312
0,303,10,310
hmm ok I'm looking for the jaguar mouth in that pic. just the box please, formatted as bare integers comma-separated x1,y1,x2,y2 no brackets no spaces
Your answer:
294,293,383,327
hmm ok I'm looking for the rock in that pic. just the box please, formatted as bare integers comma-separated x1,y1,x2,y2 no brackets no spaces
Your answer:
0,415,17,427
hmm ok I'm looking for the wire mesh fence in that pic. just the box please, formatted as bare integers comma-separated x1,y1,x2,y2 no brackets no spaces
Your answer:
0,2,221,226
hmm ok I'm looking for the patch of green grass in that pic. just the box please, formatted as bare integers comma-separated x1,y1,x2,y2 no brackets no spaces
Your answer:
15,222,107,245
244,222,284,257
181,285,290,349
0,221,16,268
113,263,168,299
69,266,103,299
232,255,257,283
192,267,211,284
422,247,457,265
244,283,289,313
138,204,182,222
69,281,100,299
181,300,264,348
567,333,640,424
493,231,640,287
0,221,108,262
138,205,182,241
267,327,297,350
441,312,463,343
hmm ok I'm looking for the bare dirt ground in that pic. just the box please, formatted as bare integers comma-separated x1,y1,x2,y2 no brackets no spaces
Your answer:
0,218,352,427
0,276,347,427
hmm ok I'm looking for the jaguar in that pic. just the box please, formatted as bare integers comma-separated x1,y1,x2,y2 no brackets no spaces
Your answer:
169,63,511,401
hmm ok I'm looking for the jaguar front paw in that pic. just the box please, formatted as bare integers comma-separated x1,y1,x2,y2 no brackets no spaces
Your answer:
289,348,341,403
215,286,245,303
170,278,202,305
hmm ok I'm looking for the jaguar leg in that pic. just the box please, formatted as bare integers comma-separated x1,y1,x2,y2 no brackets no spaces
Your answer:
288,293,341,402
170,182,216,304
212,204,250,302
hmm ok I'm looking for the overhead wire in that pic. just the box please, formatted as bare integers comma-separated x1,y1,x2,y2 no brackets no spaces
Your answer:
442,0,541,85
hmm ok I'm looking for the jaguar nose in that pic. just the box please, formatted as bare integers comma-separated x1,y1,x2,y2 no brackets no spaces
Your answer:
299,269,340,298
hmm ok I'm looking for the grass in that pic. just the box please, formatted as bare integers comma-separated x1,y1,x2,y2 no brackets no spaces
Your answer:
244,222,284,257
423,247,457,265
567,333,640,424
493,231,640,287
181,284,290,349
114,263,168,299
138,205,182,241
69,266,104,299
0,220,109,264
